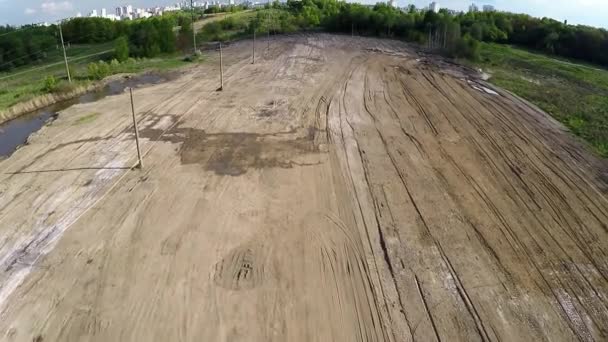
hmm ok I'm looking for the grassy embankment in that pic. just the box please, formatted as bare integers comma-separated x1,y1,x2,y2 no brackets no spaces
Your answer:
0,43,193,113
0,10,261,114
196,9,294,43
472,43,608,158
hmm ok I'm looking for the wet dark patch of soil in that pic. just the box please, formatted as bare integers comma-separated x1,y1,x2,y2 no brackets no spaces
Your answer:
139,114,319,176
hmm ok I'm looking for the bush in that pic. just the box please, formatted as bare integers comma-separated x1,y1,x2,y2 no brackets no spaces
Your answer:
54,81,78,93
87,60,112,80
110,59,121,69
42,75,58,92
451,35,480,61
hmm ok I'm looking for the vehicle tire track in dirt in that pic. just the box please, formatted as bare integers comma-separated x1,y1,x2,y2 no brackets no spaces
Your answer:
1,34,607,342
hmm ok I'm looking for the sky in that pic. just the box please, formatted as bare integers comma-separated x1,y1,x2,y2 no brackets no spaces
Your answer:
0,0,606,28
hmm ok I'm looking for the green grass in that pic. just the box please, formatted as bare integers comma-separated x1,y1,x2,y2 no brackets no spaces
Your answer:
112,55,193,73
73,112,100,125
193,10,255,31
473,43,608,158
0,43,114,110
0,45,195,112
196,9,292,43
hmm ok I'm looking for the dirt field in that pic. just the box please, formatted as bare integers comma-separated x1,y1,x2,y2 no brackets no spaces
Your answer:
0,34,607,342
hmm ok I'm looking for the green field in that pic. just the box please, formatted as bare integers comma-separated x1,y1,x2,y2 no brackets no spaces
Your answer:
0,43,194,112
0,43,109,109
196,9,295,43
474,43,608,157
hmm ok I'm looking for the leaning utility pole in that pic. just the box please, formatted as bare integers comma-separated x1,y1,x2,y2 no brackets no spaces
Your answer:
58,21,71,83
219,42,224,91
252,29,256,64
129,88,143,169
191,0,197,53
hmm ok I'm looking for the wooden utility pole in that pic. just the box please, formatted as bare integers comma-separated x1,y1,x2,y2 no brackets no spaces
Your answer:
129,88,143,169
219,42,224,91
351,22,354,37
191,0,197,53
58,22,71,83
267,5,271,51
252,29,256,64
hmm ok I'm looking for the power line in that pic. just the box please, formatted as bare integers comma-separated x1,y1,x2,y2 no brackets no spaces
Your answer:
0,46,60,69
0,49,113,81
0,28,112,69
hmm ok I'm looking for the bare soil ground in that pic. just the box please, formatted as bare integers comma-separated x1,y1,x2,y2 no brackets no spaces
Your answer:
0,34,607,342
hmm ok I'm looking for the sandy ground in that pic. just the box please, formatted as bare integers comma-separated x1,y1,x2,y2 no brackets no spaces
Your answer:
0,34,607,342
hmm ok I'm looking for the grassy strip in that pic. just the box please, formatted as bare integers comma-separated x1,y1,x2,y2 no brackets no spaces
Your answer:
472,43,608,157
0,50,196,112
73,112,100,125
196,9,297,43
0,43,113,110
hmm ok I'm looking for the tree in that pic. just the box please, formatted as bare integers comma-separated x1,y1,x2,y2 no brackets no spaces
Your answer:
452,34,480,60
114,36,129,62
177,19,193,52
470,23,483,41
157,18,177,53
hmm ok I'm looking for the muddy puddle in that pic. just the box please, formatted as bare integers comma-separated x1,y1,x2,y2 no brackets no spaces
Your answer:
0,73,170,159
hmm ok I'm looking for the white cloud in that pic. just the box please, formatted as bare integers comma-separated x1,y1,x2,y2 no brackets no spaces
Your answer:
40,1,73,15
24,8,36,15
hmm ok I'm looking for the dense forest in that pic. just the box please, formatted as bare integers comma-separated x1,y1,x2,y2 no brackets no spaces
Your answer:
277,0,608,65
1,0,608,72
0,24,58,71
0,12,198,72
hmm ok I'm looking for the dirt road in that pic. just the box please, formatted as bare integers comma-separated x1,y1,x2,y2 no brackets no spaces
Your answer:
0,34,607,341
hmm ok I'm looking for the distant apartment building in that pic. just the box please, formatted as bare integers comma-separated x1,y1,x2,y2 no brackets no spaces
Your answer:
469,3,479,12
81,3,181,22
429,2,440,13
483,5,495,12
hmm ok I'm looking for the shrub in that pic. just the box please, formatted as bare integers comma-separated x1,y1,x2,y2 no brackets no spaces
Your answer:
110,59,121,69
54,81,78,94
87,63,99,80
97,61,111,77
87,61,112,80
451,34,481,61
42,75,58,92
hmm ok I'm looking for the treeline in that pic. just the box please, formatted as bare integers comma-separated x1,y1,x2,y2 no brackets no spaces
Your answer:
1,8,211,72
204,5,247,14
0,25,57,71
62,15,190,58
2,1,608,72
285,0,608,65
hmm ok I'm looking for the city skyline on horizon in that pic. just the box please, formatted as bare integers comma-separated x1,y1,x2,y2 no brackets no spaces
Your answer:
0,0,606,29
